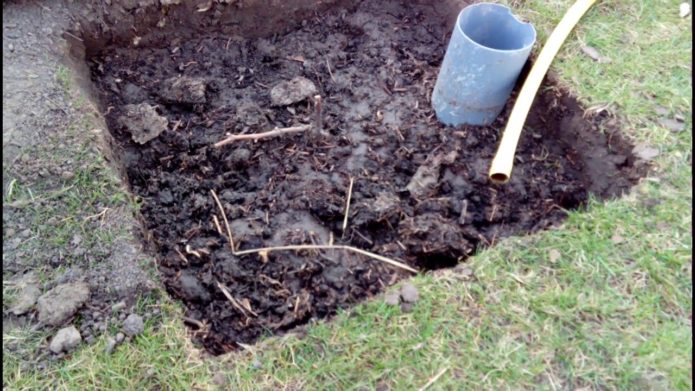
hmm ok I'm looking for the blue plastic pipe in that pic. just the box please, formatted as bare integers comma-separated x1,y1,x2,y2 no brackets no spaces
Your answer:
431,3,536,126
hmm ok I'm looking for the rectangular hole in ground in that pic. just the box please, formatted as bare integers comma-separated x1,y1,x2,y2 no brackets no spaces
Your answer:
71,0,645,354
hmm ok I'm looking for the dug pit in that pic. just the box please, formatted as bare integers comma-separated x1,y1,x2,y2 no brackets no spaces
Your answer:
69,0,643,354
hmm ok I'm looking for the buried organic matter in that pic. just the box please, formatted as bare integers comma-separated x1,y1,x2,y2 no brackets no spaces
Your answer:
86,0,643,354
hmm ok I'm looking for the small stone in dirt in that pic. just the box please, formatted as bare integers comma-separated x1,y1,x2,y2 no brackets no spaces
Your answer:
632,143,660,161
548,249,561,263
60,170,75,180
116,332,125,343
658,118,685,133
49,326,82,354
400,283,419,304
270,76,318,106
122,314,145,336
229,148,252,165
111,301,127,313
119,103,168,144
70,234,82,247
159,189,174,205
105,337,117,354
384,291,400,306
85,335,95,345
37,282,90,326
159,76,207,104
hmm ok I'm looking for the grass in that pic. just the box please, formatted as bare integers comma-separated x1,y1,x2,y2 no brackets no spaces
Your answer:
3,0,691,389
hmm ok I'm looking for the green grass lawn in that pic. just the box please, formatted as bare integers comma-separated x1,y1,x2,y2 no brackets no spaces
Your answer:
3,0,691,389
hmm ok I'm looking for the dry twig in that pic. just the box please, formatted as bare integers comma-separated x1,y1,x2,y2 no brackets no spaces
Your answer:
458,199,468,225
210,189,236,252
216,281,258,317
208,191,417,274
214,124,311,147
234,244,417,273
313,95,323,133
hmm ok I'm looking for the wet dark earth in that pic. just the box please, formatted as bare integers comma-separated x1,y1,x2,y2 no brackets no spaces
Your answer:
88,0,642,354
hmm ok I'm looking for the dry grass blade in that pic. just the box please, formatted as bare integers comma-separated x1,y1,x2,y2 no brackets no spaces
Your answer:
418,367,448,391
216,281,258,317
212,214,224,236
234,244,418,273
210,189,236,252
214,124,311,147
342,177,355,234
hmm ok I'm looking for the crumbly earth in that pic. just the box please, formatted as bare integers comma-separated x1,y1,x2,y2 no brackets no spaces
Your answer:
88,0,641,354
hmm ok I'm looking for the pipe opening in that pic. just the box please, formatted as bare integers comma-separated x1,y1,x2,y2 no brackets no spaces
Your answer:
458,4,536,51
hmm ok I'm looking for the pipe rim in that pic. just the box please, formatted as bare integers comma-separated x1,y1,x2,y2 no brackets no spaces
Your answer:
455,3,537,54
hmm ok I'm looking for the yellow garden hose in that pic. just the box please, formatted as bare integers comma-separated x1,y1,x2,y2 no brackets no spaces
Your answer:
488,0,598,184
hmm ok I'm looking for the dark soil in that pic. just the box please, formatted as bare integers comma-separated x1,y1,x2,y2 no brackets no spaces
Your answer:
87,0,641,354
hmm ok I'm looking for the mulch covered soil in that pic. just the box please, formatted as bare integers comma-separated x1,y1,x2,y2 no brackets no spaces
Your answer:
89,0,637,354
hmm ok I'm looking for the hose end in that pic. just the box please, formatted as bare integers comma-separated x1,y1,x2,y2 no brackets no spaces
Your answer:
489,153,513,184
489,172,510,184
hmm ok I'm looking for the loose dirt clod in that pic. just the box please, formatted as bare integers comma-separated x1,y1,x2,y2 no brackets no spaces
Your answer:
270,76,318,106
633,143,661,161
400,283,419,303
49,326,82,353
406,151,458,199
658,118,686,133
11,283,41,316
118,103,168,144
37,282,90,326
87,0,641,354
159,76,207,104
122,314,145,336
10,272,41,316
384,291,400,306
